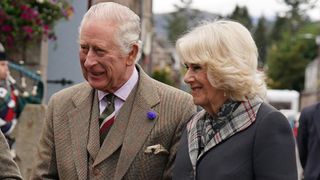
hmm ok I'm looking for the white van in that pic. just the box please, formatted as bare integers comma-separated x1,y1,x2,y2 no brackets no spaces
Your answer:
266,89,300,123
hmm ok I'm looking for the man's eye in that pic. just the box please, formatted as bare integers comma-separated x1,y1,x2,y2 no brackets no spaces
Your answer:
80,45,88,50
93,47,105,55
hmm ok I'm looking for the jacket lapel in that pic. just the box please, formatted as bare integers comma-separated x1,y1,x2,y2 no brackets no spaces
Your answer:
114,67,160,180
67,83,94,180
93,85,139,166
87,91,100,160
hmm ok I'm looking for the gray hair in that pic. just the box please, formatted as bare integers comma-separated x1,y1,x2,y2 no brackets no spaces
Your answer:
79,2,142,61
176,20,267,101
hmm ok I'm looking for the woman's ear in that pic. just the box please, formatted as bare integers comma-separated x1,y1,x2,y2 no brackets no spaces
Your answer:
126,44,138,66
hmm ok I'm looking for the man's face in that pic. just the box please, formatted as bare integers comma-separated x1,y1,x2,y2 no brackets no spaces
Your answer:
0,61,9,80
79,20,136,93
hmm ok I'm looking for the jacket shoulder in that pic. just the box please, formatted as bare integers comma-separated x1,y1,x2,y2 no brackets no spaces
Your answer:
255,103,290,129
50,82,91,101
301,102,320,115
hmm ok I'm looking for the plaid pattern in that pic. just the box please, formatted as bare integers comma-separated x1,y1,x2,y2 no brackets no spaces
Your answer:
197,99,241,153
99,94,115,145
0,86,18,135
187,96,263,171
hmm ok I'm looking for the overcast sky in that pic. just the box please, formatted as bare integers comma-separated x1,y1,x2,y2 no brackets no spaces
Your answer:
153,0,320,20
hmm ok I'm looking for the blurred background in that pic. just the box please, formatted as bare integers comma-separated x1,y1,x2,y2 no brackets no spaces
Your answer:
2,0,320,129
1,0,319,178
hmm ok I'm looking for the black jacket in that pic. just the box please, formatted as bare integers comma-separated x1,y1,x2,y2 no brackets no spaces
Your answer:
298,102,320,180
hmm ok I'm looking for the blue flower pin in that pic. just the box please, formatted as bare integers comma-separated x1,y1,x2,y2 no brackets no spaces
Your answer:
147,111,157,120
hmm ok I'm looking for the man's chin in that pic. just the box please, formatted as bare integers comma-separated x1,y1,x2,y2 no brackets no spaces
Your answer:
88,80,102,89
87,81,111,92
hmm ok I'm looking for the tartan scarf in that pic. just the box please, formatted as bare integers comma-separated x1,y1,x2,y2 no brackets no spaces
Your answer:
187,96,263,171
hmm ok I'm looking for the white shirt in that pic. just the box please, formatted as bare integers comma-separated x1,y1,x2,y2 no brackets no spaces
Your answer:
97,67,139,116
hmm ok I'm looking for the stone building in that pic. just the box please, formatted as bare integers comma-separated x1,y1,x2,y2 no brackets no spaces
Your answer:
300,55,320,109
300,36,320,109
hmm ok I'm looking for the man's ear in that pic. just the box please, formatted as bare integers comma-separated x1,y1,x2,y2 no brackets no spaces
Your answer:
126,44,138,66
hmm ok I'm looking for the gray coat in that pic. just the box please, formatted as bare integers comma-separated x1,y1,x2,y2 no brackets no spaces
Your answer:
0,131,22,180
173,103,298,180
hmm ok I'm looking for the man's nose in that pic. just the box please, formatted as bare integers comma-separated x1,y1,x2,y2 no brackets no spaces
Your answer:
84,49,97,67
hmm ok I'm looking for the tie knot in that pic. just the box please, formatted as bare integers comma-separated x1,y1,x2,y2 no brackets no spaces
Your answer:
104,93,115,106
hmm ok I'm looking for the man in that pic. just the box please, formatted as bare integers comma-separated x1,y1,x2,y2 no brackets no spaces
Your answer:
30,2,196,180
0,42,43,149
297,103,320,180
0,130,22,179
0,42,25,147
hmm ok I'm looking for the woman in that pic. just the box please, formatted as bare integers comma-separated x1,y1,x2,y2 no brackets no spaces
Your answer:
173,20,297,180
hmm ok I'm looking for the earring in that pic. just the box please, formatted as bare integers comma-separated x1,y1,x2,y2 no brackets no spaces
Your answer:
223,92,227,97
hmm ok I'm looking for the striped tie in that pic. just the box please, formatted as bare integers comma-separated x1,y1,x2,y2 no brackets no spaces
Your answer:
99,93,115,145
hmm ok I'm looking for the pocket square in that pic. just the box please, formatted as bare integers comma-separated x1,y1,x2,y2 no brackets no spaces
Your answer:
144,144,169,155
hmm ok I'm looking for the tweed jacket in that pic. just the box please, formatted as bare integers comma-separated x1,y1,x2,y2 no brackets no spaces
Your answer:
297,102,320,180
0,131,23,180
173,103,298,180
30,65,196,180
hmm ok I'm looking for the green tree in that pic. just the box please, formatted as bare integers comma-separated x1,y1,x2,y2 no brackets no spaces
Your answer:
152,68,174,86
166,0,192,43
228,5,252,31
253,16,268,67
279,0,317,32
266,0,319,91
269,15,291,43
267,22,320,91
166,11,188,43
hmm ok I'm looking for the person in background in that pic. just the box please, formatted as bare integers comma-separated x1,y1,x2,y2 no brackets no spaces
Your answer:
0,42,26,148
173,20,298,180
297,103,320,180
0,129,22,179
0,42,43,149
31,2,196,180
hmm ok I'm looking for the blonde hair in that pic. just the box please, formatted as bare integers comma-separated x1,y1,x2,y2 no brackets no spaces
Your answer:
176,20,266,101
79,2,142,60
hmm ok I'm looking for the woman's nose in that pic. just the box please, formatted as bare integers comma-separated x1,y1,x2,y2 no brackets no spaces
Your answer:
184,70,193,84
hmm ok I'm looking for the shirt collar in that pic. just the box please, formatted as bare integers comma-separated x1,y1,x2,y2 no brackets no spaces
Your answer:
98,66,139,102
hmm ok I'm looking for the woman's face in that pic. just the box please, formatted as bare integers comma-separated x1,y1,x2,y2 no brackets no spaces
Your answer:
184,63,226,115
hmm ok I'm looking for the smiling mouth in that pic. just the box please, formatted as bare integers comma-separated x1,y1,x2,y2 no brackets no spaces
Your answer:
191,87,201,91
90,72,104,76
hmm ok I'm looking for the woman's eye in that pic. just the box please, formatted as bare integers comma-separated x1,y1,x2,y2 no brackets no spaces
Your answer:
191,64,202,71
193,65,201,70
184,64,189,69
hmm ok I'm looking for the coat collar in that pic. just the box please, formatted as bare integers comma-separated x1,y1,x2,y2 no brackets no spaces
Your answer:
67,82,95,180
187,96,263,171
113,65,160,179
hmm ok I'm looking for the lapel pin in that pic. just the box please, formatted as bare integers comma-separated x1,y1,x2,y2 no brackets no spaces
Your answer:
147,111,157,120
